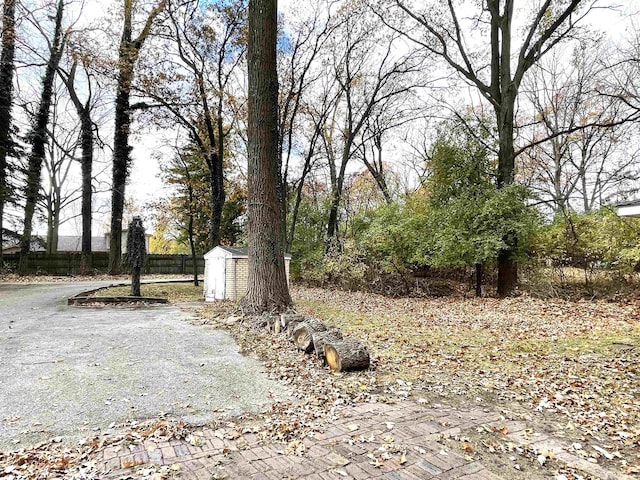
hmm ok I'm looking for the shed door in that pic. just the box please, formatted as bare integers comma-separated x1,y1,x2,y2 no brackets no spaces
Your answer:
212,256,226,300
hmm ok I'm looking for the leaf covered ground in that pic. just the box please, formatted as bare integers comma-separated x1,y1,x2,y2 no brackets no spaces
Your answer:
291,286,640,475
1,282,638,479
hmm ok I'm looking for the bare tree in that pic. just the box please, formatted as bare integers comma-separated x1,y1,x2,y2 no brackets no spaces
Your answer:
386,0,602,295
20,0,69,260
0,0,16,265
278,2,336,239
57,38,102,272
109,0,165,274
522,41,639,215
243,0,292,312
40,88,81,253
322,1,422,251
137,0,246,249
286,80,339,250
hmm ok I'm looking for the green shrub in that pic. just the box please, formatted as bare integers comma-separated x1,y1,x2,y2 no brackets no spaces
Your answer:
532,208,640,272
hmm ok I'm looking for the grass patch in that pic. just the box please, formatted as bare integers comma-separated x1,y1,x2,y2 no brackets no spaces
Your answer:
97,282,203,303
293,286,640,464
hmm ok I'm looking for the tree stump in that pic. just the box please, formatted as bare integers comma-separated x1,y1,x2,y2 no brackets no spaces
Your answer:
324,339,370,372
292,318,327,353
312,328,343,359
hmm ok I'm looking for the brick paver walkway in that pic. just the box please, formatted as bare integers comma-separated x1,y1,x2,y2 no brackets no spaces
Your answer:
97,400,631,479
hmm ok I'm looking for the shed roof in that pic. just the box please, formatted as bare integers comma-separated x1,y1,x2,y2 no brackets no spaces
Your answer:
617,199,640,218
206,245,291,259
616,199,640,207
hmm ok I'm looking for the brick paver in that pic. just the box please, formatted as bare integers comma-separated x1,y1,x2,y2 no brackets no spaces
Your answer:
95,400,632,479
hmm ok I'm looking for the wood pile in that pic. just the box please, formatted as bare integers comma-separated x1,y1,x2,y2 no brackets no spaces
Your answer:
269,313,370,373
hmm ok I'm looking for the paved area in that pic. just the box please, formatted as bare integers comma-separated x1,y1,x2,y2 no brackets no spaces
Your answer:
0,282,288,450
97,401,631,480
99,401,504,479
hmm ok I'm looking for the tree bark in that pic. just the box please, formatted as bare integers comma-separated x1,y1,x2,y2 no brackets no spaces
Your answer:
243,0,292,312
292,318,327,353
59,56,96,274
495,92,518,296
324,339,370,372
80,112,93,273
209,159,224,247
126,217,146,296
0,0,16,266
20,0,66,261
109,0,135,274
109,0,165,274
187,185,199,286
313,328,343,358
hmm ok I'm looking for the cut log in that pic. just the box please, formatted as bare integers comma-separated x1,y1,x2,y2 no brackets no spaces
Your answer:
286,317,305,337
292,318,327,353
312,328,343,358
264,314,278,332
280,313,305,329
324,339,370,372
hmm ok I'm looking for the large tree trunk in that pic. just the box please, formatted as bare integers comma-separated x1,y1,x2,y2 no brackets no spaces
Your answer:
109,0,164,274
187,188,198,286
109,7,135,275
60,57,95,274
80,113,93,273
209,156,224,247
20,0,65,260
495,91,518,297
243,0,292,312
325,140,351,253
0,0,16,267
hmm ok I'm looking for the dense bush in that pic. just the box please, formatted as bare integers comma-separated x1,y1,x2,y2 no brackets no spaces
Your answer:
533,208,640,272
290,118,639,295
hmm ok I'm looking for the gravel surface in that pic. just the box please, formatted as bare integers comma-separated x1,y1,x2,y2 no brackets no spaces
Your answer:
0,282,288,450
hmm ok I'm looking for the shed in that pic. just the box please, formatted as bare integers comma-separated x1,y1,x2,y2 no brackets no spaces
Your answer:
617,200,640,218
203,246,291,301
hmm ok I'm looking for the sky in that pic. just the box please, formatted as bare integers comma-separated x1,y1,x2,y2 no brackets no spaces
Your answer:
29,0,640,238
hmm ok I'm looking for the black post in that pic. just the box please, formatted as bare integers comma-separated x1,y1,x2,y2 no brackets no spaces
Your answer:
126,217,147,297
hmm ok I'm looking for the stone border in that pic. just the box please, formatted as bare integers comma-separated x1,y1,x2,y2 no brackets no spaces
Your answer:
67,278,201,306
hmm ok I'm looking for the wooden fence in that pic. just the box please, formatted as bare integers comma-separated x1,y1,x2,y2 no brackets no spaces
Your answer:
3,253,205,276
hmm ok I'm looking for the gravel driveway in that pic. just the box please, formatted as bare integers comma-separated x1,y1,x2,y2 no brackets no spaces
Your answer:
0,282,288,450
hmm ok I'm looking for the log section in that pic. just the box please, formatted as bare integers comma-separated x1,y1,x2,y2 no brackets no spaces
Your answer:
292,318,327,353
324,339,370,372
312,328,343,358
